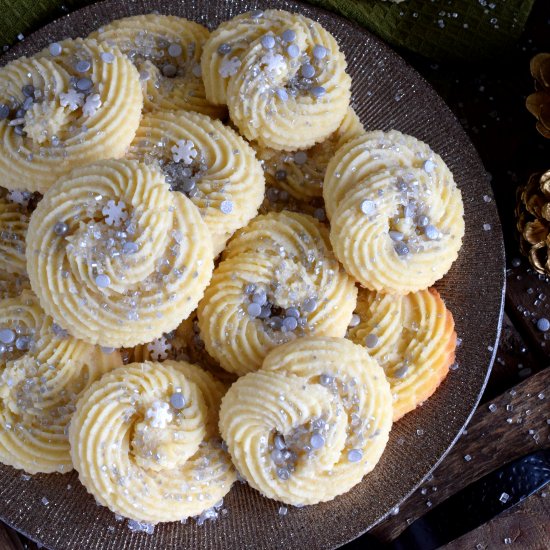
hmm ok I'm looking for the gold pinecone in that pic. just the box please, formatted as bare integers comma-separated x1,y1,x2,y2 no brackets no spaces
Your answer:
526,53,550,138
516,170,550,275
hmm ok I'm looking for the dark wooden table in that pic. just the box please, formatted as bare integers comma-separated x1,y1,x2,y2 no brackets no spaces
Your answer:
1,1,549,549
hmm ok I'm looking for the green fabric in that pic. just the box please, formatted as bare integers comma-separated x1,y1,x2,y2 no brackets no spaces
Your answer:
307,0,536,61
0,0,536,61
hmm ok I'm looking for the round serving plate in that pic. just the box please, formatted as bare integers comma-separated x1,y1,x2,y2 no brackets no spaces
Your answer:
0,1,505,549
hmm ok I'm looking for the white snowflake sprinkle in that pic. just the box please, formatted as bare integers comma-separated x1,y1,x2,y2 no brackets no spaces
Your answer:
219,56,241,78
146,336,172,361
171,139,198,164
146,400,173,429
59,88,84,111
6,189,31,207
261,52,286,75
102,200,128,227
82,93,102,117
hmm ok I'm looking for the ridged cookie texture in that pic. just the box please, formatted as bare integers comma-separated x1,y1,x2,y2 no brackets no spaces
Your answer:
201,9,351,150
198,211,358,375
348,287,456,421
90,14,224,118
26,159,214,348
324,130,465,293
69,361,236,523
0,196,29,275
129,312,235,385
0,290,122,474
0,269,30,300
128,110,265,255
256,107,364,202
219,336,393,505
0,38,142,193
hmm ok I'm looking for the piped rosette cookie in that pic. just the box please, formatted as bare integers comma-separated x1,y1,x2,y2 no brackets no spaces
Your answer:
324,130,465,293
128,110,265,255
26,159,214,348
257,107,364,217
219,336,393,505
347,287,456,421
128,313,235,385
0,38,142,193
89,15,224,118
201,9,351,150
197,211,358,375
69,361,236,523
0,290,122,473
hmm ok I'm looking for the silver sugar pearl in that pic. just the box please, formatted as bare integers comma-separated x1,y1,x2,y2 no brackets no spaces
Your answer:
365,333,378,348
294,151,307,165
348,449,363,463
75,60,91,73
311,86,326,98
417,215,429,228
301,63,315,79
76,78,93,91
162,64,177,78
283,317,298,331
247,302,262,318
424,225,439,240
281,29,296,43
54,222,69,236
310,433,325,449
95,274,111,288
0,329,15,344
49,42,62,56
389,230,404,241
100,52,114,63
168,44,183,57
261,35,276,49
287,44,300,58
170,392,186,409
313,44,328,59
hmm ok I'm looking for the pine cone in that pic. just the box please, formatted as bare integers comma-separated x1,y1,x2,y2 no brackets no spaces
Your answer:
526,53,550,138
516,170,550,275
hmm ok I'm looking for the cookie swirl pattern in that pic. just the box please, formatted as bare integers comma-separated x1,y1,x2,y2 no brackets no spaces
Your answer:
347,287,456,421
0,196,29,274
324,130,465,293
128,110,265,255
255,107,363,205
0,290,122,473
69,361,236,523
26,159,214,348
219,336,393,505
198,211,357,375
202,9,351,150
0,38,142,193
90,15,224,118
